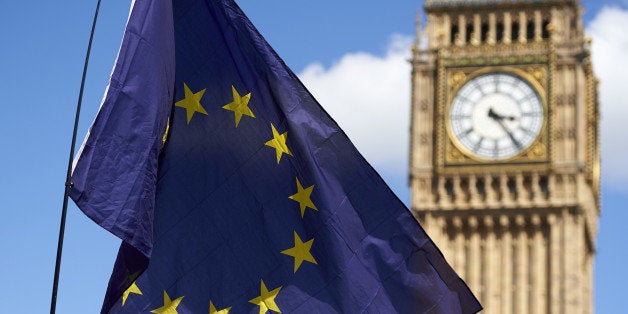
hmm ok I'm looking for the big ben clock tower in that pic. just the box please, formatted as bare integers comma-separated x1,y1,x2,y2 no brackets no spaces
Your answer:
409,0,600,313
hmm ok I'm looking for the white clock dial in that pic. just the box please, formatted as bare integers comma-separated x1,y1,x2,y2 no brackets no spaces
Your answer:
449,72,543,160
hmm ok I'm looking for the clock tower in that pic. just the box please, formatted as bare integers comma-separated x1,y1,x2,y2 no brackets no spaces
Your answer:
409,1,599,313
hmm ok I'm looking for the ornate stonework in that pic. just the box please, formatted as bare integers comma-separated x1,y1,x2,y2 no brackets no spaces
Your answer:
425,0,578,10
410,0,599,313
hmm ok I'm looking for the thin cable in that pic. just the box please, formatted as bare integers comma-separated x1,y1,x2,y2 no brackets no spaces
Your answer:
50,0,102,313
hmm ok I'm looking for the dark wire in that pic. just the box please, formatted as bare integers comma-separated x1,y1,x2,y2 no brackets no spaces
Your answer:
50,0,102,313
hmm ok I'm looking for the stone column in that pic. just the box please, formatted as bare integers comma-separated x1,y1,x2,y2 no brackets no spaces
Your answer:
500,215,512,314
516,173,530,206
469,174,482,206
468,217,481,298
519,11,527,43
453,216,466,279
504,12,512,44
437,217,453,262
485,174,498,205
515,215,527,314
473,14,481,45
458,15,467,46
443,14,452,46
548,174,557,204
488,13,497,45
438,177,451,206
532,173,544,204
565,209,583,312
483,216,496,312
548,213,562,314
531,214,546,314
454,175,465,206
500,173,513,205
534,10,543,42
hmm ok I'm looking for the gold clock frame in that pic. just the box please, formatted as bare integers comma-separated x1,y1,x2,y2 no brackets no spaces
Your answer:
438,65,550,171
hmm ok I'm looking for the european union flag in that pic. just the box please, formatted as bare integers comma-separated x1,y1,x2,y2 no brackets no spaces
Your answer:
70,0,481,313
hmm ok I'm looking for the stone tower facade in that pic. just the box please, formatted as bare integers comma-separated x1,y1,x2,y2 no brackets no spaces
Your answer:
409,1,600,313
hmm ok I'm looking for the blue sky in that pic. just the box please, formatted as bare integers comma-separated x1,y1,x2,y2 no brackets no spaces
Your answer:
0,0,626,313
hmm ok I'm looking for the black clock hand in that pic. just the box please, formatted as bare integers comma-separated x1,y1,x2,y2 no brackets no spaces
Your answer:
503,114,516,121
488,107,500,120
488,108,517,121
488,108,522,149
495,117,523,149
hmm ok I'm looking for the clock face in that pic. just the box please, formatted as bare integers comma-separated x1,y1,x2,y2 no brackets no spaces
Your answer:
449,72,544,160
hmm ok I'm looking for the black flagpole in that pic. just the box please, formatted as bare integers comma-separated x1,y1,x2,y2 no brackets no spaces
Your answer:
50,0,102,313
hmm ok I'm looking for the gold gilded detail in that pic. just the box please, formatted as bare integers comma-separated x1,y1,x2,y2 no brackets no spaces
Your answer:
525,66,547,87
520,141,547,161
446,140,471,164
448,71,467,91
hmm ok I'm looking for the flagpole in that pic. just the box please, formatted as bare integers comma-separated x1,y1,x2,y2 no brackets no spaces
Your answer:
50,0,102,313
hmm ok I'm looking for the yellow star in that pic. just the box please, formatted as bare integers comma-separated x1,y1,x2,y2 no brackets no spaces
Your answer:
281,231,318,273
121,281,142,306
248,280,282,314
150,290,184,314
288,178,317,217
175,83,208,124
222,85,254,127
264,124,293,163
209,300,231,314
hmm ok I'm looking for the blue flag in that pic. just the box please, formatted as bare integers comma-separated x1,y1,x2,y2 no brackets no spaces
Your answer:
70,0,481,313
